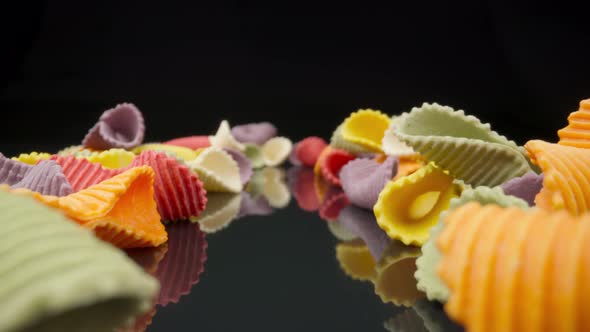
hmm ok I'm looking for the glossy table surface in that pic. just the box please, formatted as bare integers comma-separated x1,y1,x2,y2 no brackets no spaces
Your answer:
112,165,464,332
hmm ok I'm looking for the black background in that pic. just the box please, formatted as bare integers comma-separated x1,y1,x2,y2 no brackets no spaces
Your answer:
2,1,590,156
0,2,588,331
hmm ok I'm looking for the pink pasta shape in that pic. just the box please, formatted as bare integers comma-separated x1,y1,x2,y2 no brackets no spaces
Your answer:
163,136,211,150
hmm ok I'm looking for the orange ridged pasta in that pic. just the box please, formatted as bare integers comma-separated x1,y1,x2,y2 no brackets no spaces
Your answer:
11,166,167,248
437,203,590,332
525,140,590,215
558,99,590,148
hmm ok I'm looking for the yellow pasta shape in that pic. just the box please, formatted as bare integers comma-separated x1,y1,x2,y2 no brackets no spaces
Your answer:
341,109,391,153
132,143,198,162
374,163,460,245
11,152,52,165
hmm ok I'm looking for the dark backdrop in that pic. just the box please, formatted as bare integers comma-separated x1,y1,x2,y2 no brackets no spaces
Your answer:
1,1,589,153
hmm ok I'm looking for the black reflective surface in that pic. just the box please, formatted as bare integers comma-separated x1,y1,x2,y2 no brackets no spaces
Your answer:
111,165,464,332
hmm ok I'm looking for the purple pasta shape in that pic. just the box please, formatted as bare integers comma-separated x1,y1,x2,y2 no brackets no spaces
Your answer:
238,191,273,218
224,148,253,185
231,122,277,145
0,153,33,186
501,171,544,206
82,103,145,150
339,156,398,210
12,160,73,196
338,205,391,261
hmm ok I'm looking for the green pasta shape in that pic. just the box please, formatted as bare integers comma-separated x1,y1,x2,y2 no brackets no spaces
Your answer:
414,186,528,302
0,190,158,332
394,103,533,187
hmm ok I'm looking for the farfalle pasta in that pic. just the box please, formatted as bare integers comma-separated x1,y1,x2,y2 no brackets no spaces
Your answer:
525,139,590,215
374,163,459,246
437,203,590,332
393,103,532,187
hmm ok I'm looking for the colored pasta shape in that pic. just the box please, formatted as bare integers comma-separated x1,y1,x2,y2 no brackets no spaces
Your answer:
132,143,198,162
261,136,293,167
340,156,398,210
500,171,543,206
10,166,167,248
83,103,145,150
415,186,528,302
11,151,51,165
209,120,245,152
163,135,211,149
294,136,328,167
224,148,253,185
525,139,590,215
374,163,459,246
393,103,532,187
231,122,277,145
12,160,73,196
340,109,391,153
130,151,207,221
319,147,356,186
557,98,590,148
437,203,590,332
187,147,242,193
0,190,158,332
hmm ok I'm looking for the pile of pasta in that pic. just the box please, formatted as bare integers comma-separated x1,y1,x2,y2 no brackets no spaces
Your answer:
288,100,590,332
0,103,293,331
